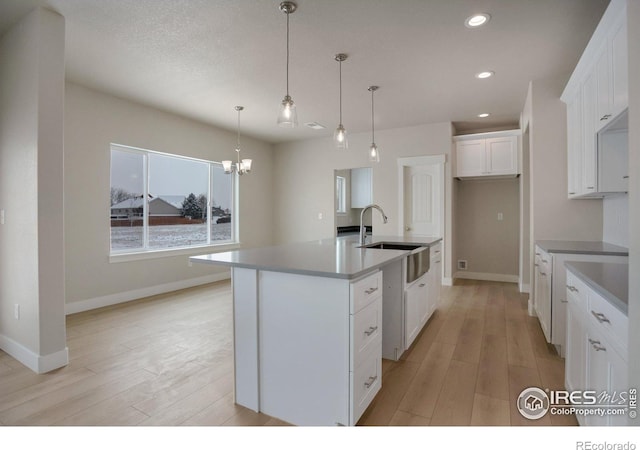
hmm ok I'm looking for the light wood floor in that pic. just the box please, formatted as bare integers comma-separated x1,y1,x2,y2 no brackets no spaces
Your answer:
0,279,575,426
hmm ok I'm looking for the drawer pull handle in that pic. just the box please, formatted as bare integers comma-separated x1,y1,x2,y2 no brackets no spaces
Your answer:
435,260,441,263
587,186,595,190
623,176,629,179
542,259,548,263
365,287,378,295
540,272,547,276
419,283,426,288
364,326,378,336
534,263,539,267
364,375,378,389
567,285,578,293
591,310,610,324
560,299,568,303
435,250,441,254
569,192,576,195
589,339,607,352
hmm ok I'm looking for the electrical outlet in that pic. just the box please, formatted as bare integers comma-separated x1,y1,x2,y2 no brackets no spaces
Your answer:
458,260,467,270
0,209,5,225
318,212,323,220
14,304,20,320
497,212,503,221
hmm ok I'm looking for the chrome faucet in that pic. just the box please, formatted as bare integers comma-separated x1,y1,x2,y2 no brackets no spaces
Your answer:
360,204,388,245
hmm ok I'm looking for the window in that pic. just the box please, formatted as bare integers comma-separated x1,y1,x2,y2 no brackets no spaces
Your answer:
110,144,235,254
336,176,346,214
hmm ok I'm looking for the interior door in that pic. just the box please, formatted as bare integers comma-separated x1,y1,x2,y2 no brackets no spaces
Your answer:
403,164,441,237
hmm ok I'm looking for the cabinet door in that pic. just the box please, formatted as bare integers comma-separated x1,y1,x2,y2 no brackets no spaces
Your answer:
486,136,517,175
581,70,598,194
610,12,628,117
456,140,486,177
595,41,612,132
565,303,585,392
598,129,629,193
428,244,442,316
404,277,427,349
566,91,582,198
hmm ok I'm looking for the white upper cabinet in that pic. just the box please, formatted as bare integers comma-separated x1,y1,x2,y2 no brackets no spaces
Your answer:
595,9,628,131
454,130,520,179
350,167,372,208
566,90,582,198
561,0,628,199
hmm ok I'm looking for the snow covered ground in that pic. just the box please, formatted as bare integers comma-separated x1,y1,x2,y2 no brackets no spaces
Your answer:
110,223,232,250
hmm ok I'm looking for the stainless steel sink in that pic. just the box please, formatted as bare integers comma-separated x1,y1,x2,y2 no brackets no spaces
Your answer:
362,242,430,283
363,242,424,251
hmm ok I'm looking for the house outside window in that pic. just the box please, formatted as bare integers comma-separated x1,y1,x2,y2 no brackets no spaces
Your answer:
110,144,236,254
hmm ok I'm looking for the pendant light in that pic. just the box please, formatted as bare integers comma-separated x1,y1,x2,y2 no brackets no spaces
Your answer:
334,53,348,149
277,1,298,127
223,106,252,175
368,86,380,162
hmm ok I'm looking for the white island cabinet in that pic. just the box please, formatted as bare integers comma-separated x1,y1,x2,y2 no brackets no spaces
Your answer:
190,235,442,426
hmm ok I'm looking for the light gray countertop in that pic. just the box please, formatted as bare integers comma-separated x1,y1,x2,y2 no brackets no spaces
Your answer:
190,235,442,280
565,261,628,315
536,240,628,256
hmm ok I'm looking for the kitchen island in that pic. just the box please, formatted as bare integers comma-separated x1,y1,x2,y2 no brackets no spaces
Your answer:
190,235,441,426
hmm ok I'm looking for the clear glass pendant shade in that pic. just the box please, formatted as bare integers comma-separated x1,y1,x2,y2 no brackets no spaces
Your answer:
369,143,380,163
334,124,348,149
277,95,298,127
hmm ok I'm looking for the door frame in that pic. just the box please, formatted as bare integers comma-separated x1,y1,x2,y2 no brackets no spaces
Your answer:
396,155,446,237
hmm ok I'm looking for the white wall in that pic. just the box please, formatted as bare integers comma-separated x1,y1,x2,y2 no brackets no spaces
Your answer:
64,83,275,311
525,77,604,242
626,0,639,411
455,178,520,279
0,8,67,373
602,195,629,247
273,122,455,279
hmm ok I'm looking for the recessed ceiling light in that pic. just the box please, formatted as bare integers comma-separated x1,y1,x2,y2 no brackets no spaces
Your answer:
477,113,490,118
465,13,491,28
475,71,494,79
305,122,326,130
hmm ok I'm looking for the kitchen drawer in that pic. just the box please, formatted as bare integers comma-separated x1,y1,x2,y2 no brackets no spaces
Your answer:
350,270,382,314
350,344,382,424
566,271,589,310
430,244,442,264
351,297,382,370
587,289,627,355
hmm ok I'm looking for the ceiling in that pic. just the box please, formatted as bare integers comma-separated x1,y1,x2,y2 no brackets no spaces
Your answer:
0,0,610,143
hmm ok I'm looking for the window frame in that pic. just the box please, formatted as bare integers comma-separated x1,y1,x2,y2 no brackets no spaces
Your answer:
109,143,239,262
336,175,347,215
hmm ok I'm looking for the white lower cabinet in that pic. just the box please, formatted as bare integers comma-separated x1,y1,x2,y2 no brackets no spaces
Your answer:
533,248,552,342
565,269,629,426
404,243,442,350
404,273,428,350
533,244,627,356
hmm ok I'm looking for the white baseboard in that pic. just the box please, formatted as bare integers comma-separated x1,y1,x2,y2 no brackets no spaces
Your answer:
454,271,519,283
0,334,69,373
519,283,531,294
442,277,453,286
65,272,231,315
